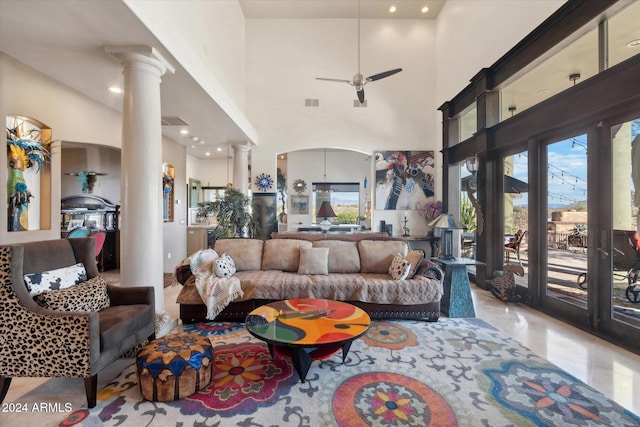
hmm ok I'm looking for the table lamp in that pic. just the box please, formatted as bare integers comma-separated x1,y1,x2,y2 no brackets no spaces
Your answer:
428,213,465,260
317,201,336,232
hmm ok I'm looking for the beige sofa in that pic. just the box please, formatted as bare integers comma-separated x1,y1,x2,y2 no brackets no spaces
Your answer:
177,234,443,323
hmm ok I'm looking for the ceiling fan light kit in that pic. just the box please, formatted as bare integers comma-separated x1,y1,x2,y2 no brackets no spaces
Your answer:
315,0,402,104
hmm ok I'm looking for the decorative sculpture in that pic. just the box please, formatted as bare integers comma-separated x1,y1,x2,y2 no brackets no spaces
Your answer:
490,264,524,303
6,120,50,231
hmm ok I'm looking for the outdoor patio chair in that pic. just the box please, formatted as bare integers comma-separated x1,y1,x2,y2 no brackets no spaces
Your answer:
505,229,527,265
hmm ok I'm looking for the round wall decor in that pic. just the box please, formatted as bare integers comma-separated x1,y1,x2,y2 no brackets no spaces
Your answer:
293,179,307,193
255,173,273,191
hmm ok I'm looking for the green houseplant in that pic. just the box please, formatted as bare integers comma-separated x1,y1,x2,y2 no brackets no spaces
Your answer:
197,188,261,240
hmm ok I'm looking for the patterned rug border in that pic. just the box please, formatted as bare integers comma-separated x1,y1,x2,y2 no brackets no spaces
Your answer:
45,318,640,426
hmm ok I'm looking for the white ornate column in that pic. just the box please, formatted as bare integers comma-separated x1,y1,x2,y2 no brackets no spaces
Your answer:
232,144,251,194
105,46,175,334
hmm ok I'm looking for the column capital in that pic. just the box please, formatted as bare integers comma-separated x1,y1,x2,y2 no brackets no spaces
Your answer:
232,143,252,153
105,45,175,75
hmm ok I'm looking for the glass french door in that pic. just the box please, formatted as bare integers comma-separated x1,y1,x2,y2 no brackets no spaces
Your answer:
539,117,640,347
541,132,591,325
603,116,640,344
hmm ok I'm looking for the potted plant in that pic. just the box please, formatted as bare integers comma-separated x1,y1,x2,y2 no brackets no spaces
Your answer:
197,188,261,240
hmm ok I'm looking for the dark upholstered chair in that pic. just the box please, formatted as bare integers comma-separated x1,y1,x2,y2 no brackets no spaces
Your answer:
0,238,155,408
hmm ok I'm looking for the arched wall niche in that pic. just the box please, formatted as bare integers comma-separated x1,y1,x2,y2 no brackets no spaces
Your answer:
6,115,52,232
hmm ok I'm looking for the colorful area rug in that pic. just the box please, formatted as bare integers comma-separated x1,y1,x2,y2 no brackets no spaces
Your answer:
59,318,639,426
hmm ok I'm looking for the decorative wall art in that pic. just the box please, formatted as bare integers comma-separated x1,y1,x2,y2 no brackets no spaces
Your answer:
374,150,435,211
65,171,107,194
163,163,175,222
255,173,273,192
293,179,307,193
291,195,309,215
6,117,51,231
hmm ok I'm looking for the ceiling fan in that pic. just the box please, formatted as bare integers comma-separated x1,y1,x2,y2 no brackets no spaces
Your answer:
316,0,402,104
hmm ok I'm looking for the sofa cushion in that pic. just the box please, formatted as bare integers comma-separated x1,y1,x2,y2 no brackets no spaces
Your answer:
358,240,409,274
35,276,110,312
214,239,264,271
313,240,361,273
24,262,87,297
388,254,412,280
405,249,425,279
214,254,236,278
262,239,312,272
190,249,219,278
297,247,329,275
234,271,442,305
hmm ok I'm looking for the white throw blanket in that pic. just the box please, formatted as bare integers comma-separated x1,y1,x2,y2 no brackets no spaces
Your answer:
194,275,243,320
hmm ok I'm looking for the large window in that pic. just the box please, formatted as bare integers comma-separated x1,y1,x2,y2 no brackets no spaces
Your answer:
312,183,360,224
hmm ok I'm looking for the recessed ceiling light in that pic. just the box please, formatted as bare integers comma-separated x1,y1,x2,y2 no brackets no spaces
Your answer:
421,6,429,13
389,5,396,13
217,147,223,152
627,39,640,47
537,89,549,96
205,152,211,156
190,145,196,149
180,129,189,135
191,136,199,142
107,86,122,94
199,140,205,145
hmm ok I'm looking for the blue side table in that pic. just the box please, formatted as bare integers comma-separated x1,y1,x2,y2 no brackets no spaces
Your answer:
432,257,482,318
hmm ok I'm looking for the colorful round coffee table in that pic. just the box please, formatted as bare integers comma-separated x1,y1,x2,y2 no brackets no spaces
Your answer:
245,298,370,383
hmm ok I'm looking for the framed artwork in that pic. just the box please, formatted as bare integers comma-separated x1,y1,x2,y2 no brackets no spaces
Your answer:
252,192,277,239
374,150,435,210
291,195,309,214
188,178,201,208
67,219,84,231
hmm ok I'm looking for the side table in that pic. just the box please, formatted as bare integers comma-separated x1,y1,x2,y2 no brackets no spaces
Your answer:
432,257,483,318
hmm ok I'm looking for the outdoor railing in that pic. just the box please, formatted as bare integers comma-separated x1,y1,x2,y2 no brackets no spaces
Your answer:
547,232,588,250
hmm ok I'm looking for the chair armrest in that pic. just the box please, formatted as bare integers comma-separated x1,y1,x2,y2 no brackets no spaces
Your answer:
107,284,155,306
416,259,443,281
0,306,99,377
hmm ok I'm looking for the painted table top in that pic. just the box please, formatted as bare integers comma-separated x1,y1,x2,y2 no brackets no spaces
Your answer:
246,298,370,347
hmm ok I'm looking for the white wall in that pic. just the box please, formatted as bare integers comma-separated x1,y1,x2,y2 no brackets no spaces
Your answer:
124,0,247,113
245,18,438,231
435,0,566,106
163,136,187,272
0,53,122,244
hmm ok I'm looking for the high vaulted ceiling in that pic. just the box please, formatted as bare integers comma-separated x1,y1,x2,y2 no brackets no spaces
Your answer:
0,0,445,160
239,0,446,19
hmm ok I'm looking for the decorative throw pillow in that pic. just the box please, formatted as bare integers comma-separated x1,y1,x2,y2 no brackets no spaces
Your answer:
35,276,110,312
24,262,87,297
388,254,412,280
214,253,236,278
190,249,219,278
405,249,425,279
297,247,329,275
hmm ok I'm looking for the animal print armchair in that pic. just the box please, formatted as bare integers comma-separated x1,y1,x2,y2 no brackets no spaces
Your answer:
0,238,155,408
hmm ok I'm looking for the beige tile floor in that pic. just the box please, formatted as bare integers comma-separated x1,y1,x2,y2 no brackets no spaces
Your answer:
3,278,640,426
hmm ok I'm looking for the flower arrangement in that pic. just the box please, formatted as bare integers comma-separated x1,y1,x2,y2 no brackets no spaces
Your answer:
418,199,442,220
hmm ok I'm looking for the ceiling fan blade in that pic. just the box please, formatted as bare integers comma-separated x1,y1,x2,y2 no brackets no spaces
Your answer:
316,77,352,84
357,88,365,104
366,68,403,82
